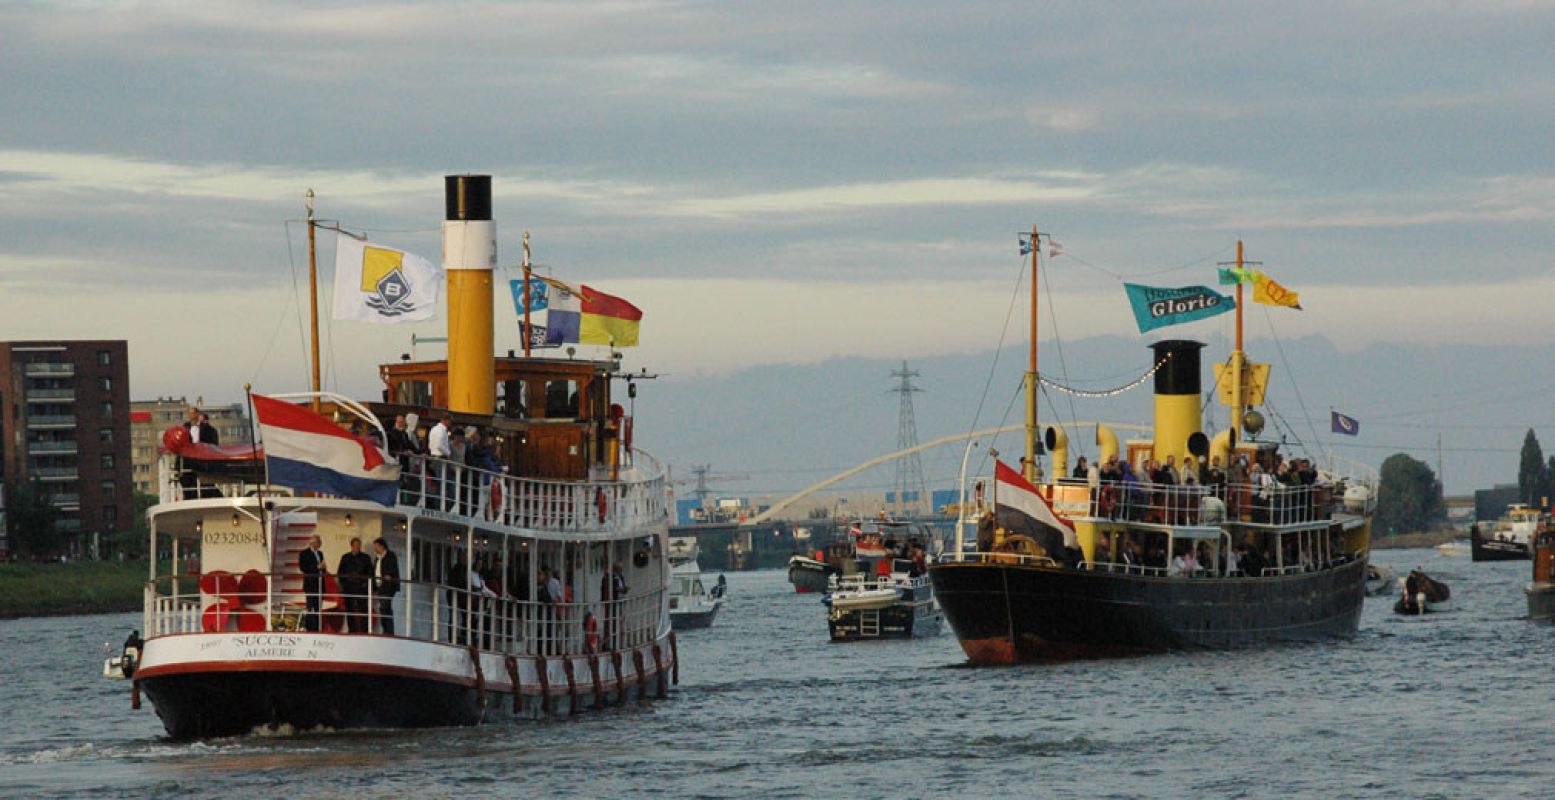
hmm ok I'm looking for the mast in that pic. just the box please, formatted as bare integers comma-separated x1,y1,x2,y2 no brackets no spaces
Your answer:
521,230,532,358
1228,239,1246,449
1025,224,1040,483
306,189,321,413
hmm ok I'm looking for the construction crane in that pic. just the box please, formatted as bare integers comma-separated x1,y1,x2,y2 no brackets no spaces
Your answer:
669,464,751,502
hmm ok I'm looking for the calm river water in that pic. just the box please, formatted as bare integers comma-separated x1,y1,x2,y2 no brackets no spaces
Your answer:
1,548,1549,799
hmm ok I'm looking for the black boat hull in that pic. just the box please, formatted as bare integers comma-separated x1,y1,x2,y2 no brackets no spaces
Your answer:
929,557,1366,664
139,670,483,740
1470,534,1529,561
827,601,942,640
788,562,838,594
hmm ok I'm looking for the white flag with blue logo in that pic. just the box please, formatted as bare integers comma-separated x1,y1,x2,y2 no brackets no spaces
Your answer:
332,235,442,324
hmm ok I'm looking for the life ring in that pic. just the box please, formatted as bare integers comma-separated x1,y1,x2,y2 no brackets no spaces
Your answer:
596,487,608,523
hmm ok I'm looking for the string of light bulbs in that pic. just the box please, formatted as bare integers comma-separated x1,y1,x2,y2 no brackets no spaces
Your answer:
1037,354,1171,398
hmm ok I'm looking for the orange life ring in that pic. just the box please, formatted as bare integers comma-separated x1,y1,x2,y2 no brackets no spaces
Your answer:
596,487,608,523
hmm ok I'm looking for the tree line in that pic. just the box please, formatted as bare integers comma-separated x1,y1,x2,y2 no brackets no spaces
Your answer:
1375,427,1553,535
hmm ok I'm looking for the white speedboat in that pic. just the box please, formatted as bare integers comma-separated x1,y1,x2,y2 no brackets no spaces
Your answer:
669,538,725,630
1437,539,1470,557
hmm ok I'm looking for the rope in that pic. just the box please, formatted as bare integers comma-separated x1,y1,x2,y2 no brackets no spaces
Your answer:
1040,256,1083,454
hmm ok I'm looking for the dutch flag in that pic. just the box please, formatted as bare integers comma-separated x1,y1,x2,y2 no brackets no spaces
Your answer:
252,394,400,506
994,459,1078,558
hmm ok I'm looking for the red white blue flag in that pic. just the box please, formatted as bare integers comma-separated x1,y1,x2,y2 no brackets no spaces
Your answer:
994,459,1078,555
252,394,400,506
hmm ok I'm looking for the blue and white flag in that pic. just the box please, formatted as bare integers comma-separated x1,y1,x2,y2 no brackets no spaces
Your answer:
1331,410,1360,436
1123,283,1234,334
510,277,581,348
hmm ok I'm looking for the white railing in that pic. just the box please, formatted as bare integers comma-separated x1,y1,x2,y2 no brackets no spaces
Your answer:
397,454,667,534
155,452,669,536
935,551,1060,568
144,571,666,659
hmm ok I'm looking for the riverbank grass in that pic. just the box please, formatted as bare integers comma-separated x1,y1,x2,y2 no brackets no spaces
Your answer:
0,560,154,618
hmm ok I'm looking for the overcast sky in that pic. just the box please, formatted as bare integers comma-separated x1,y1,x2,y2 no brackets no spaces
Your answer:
3,1,1553,487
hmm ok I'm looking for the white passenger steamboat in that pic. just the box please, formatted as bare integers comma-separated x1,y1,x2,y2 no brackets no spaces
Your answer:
116,176,677,739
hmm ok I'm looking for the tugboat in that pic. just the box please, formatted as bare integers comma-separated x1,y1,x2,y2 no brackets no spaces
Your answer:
115,176,676,738
930,237,1376,663
1524,520,1555,620
1470,504,1543,561
825,520,940,640
1393,569,1452,615
668,537,725,630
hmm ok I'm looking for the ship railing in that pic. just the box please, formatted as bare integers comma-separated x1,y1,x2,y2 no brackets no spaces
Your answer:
144,572,667,659
1071,480,1217,526
397,454,667,535
934,551,1060,568
154,451,669,536
1073,479,1341,527
1080,560,1171,577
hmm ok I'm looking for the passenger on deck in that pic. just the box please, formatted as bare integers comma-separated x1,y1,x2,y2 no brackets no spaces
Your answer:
909,546,928,577
372,538,400,635
299,535,327,632
1072,457,1089,480
1170,548,1198,577
337,537,374,633
875,555,893,578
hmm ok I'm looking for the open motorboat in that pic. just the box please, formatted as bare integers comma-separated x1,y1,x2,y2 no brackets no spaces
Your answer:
1393,569,1452,615
823,520,941,641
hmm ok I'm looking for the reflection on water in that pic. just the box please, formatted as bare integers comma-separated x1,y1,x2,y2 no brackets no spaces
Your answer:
0,550,1547,799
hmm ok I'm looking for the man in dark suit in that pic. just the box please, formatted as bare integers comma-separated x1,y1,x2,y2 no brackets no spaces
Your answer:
337,537,373,633
299,535,327,632
183,408,220,445
372,538,400,635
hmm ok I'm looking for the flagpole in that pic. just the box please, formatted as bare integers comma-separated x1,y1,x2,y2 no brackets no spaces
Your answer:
1025,224,1040,485
1229,240,1246,451
245,384,273,629
522,231,532,359
306,190,322,414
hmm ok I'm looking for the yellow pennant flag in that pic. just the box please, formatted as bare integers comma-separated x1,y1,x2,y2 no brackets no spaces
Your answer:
1251,271,1301,309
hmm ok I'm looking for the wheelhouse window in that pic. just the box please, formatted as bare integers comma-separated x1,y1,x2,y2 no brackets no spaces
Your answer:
544,380,579,419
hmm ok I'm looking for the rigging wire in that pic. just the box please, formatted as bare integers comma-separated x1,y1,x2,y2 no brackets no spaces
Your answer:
1040,253,1083,456
1260,305,1325,459
1057,243,1235,283
962,252,1030,475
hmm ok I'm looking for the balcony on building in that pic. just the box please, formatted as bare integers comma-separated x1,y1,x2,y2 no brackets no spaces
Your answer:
29,467,79,482
26,388,76,403
49,494,81,510
26,415,77,429
28,441,79,456
24,363,75,378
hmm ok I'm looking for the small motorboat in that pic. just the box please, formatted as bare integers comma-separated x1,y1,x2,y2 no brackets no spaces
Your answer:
1393,569,1451,615
1436,539,1470,557
1364,563,1395,597
825,584,902,611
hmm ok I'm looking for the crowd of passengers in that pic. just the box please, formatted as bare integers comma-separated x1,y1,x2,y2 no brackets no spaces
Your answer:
1101,530,1351,578
429,552,632,655
1066,452,1334,524
371,413,517,515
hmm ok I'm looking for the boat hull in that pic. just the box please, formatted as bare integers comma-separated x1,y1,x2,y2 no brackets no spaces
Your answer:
140,670,482,739
1470,535,1529,562
670,606,720,630
1526,582,1555,621
929,557,1366,664
788,560,838,594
